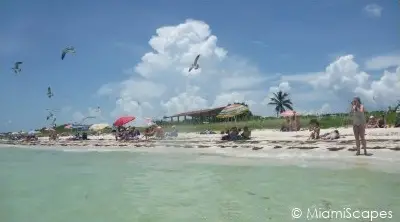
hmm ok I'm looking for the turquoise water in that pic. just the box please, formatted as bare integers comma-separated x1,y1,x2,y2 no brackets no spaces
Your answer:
0,147,399,222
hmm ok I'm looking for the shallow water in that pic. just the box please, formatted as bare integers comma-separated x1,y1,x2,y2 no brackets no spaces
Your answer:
0,147,399,222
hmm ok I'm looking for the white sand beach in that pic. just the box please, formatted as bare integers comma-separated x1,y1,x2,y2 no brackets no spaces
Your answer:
2,127,400,172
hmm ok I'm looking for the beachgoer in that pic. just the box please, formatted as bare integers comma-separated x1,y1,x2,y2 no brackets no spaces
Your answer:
351,97,368,155
281,117,290,132
155,126,165,139
367,116,378,128
240,126,251,139
144,126,155,140
166,125,178,137
229,127,239,141
290,113,300,131
308,120,320,140
377,115,386,128
221,129,230,140
320,130,340,140
295,115,301,131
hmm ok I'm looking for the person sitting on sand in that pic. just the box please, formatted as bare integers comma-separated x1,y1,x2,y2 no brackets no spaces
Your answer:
133,129,140,138
144,126,156,140
240,126,251,140
165,125,178,137
367,116,378,128
377,115,386,128
320,130,340,140
221,129,230,140
228,127,239,141
155,126,165,139
308,120,320,140
82,132,89,140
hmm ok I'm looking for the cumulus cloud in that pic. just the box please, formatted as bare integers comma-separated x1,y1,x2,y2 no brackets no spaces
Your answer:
364,55,400,70
97,19,281,124
281,54,400,111
96,19,400,124
269,81,291,93
363,4,383,18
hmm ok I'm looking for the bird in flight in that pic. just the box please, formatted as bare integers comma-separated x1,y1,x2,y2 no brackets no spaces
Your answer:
188,54,200,72
61,46,76,60
12,62,23,74
47,87,54,98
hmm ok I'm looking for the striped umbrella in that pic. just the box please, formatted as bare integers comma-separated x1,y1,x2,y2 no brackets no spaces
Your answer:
217,104,249,118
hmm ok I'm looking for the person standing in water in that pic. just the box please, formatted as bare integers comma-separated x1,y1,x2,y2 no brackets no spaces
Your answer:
351,97,369,156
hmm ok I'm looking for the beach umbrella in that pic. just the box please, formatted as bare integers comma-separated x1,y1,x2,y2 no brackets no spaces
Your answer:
280,110,299,117
89,123,109,131
64,124,72,129
113,116,135,127
216,104,249,118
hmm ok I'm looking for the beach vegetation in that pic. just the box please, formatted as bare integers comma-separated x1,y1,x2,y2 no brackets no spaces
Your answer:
267,91,294,117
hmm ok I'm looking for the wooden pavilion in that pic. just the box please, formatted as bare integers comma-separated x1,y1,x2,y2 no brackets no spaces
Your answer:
164,106,227,123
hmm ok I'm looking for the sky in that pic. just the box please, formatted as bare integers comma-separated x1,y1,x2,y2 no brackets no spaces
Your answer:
0,0,399,131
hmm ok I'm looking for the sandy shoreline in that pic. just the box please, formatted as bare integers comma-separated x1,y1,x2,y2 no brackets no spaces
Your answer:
2,127,400,173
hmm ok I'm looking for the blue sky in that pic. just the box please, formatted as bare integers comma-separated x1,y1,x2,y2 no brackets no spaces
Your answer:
1,0,399,131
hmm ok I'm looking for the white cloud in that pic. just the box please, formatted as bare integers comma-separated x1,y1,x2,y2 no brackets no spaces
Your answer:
364,4,383,18
269,81,291,93
364,55,400,70
97,19,400,124
281,55,400,110
97,19,280,124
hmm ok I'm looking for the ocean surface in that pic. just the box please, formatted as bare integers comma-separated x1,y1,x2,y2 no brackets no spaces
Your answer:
1,146,399,222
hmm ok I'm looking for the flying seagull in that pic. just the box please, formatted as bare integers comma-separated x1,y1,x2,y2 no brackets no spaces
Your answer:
47,87,54,98
46,112,54,121
61,46,76,60
188,54,200,72
12,62,23,74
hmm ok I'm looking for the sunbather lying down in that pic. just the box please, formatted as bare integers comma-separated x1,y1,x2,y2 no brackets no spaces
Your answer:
320,130,340,140
221,126,251,141
200,129,216,134
165,125,178,137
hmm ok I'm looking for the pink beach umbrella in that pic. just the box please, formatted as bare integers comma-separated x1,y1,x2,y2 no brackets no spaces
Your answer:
113,116,135,127
280,110,299,117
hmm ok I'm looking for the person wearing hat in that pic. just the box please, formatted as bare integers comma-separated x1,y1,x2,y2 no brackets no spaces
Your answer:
366,115,378,128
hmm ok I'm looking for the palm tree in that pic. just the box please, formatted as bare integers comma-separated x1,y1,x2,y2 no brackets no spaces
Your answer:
268,91,294,117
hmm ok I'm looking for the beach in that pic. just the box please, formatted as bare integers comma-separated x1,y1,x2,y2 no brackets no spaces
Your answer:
2,127,400,173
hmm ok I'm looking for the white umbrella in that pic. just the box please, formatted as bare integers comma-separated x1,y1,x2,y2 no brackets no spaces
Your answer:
89,123,109,131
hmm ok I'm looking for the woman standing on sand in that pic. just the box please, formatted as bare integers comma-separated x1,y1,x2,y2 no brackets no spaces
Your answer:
351,97,369,156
